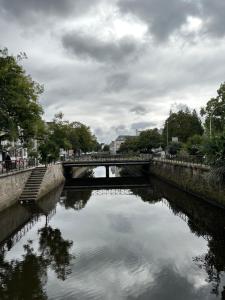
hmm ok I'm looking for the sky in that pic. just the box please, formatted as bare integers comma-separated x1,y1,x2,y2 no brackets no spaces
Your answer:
0,0,225,143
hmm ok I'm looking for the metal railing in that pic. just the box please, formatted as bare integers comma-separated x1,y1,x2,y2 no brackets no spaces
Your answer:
65,153,153,162
0,159,38,175
154,154,206,165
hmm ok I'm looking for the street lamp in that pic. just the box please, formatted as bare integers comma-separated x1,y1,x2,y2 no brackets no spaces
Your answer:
167,120,169,146
209,104,225,138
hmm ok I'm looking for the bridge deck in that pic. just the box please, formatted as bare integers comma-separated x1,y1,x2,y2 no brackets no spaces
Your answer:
63,159,151,167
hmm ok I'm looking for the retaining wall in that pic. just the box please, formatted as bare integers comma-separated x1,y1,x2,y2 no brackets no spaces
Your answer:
150,158,225,207
0,169,33,211
0,164,65,212
37,164,65,200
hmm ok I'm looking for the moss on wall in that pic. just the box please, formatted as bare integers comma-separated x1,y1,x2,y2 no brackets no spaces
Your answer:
150,159,225,207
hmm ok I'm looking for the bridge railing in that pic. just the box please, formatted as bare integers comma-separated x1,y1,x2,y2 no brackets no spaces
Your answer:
153,154,207,166
65,153,153,162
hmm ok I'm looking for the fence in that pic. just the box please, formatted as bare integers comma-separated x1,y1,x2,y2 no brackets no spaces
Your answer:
156,154,206,165
0,159,38,175
65,153,153,162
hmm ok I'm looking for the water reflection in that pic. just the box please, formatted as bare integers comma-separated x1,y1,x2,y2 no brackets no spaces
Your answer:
0,225,74,299
0,241,48,300
38,226,74,281
61,189,92,210
149,177,225,299
1,167,225,299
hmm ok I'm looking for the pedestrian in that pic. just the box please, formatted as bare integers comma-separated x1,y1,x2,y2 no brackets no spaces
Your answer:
5,152,11,171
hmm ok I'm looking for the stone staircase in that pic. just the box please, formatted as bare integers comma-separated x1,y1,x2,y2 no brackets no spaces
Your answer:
19,166,47,203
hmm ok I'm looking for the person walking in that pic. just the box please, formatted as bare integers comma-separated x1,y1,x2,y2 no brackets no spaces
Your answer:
5,152,11,171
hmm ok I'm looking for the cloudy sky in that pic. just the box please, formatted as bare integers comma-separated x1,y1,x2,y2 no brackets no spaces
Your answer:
1,0,225,143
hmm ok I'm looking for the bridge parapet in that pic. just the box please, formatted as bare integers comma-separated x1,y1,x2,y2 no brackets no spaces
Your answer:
63,154,153,163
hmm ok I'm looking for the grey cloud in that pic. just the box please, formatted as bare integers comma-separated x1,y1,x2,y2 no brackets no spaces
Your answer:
131,121,156,131
118,0,225,41
105,73,130,92
0,0,99,23
130,105,148,115
199,0,225,38
62,30,143,63
118,0,197,41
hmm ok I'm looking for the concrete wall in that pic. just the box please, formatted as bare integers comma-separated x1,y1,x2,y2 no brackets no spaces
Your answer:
0,164,65,212
37,164,65,200
0,169,33,211
150,158,225,207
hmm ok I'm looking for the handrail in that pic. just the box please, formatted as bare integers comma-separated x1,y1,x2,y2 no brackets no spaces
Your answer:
64,154,153,163
0,159,38,175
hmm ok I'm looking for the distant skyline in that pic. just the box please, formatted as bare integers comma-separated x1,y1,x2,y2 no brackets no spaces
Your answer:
1,0,225,143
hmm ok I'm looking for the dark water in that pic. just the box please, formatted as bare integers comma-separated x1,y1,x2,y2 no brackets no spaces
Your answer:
1,167,225,299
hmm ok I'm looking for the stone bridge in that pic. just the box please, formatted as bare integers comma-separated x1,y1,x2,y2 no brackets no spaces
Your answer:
62,154,152,178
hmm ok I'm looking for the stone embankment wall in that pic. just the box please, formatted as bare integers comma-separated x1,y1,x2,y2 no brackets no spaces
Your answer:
0,164,65,212
150,158,225,207
37,164,65,199
0,169,33,211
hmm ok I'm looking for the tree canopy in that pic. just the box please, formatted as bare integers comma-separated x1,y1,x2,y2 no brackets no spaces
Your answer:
201,82,225,135
118,128,161,153
39,113,98,162
162,108,203,144
0,48,44,141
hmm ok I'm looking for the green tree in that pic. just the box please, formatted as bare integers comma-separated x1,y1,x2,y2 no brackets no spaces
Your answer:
201,82,225,135
39,113,98,161
118,136,139,153
137,128,162,152
102,144,110,152
202,131,225,184
0,48,44,142
185,134,205,155
38,113,71,162
163,108,203,144
167,141,182,155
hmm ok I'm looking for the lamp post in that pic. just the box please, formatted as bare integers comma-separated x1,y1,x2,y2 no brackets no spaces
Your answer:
167,120,169,146
209,104,225,138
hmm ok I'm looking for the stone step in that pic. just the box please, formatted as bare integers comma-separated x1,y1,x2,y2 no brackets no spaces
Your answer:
32,172,46,175
20,196,38,199
22,191,39,194
31,173,45,176
27,179,43,182
20,195,38,198
19,167,47,203
24,185,40,188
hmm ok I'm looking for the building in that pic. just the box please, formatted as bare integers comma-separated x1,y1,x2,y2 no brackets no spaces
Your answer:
0,137,28,161
109,135,135,154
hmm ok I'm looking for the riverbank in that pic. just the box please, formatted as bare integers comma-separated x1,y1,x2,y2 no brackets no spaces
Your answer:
0,164,65,212
149,158,225,208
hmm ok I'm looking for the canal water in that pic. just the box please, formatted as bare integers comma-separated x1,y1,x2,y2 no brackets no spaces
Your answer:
1,167,225,299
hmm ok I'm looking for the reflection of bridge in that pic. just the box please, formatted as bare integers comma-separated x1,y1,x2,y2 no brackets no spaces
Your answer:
64,176,151,190
63,155,152,178
92,189,133,196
